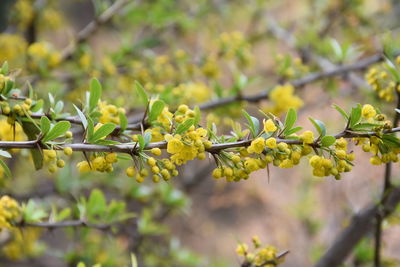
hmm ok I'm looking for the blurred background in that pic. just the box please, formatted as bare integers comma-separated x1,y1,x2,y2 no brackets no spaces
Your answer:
1,0,400,266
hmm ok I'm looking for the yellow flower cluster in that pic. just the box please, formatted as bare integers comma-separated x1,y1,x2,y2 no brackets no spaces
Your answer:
27,42,61,71
2,227,42,260
43,146,73,173
213,137,309,182
11,0,34,30
0,120,26,142
361,104,376,119
300,130,314,144
0,34,27,65
218,31,253,67
309,138,354,179
98,101,126,124
236,236,284,266
264,84,303,116
357,135,399,165
126,154,179,183
171,82,211,104
0,196,41,261
0,196,20,230
77,152,118,173
365,63,400,102
165,126,210,165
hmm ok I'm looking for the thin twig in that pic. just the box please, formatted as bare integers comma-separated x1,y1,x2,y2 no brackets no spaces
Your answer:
60,0,130,61
19,220,113,230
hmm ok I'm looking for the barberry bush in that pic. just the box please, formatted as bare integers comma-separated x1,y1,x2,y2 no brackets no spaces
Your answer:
0,0,400,266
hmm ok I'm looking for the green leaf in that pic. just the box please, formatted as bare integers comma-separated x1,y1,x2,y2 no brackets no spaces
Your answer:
119,112,128,131
283,108,297,134
54,100,64,114
352,123,381,130
349,104,362,128
332,104,349,120
137,135,145,151
57,208,71,221
242,110,259,137
193,106,201,126
94,139,121,145
321,135,336,147
87,118,94,141
31,99,43,112
285,126,303,136
23,200,48,222
148,100,165,122
89,78,102,112
40,116,51,134
382,134,400,148
384,58,400,82
309,118,326,136
0,150,11,158
135,81,148,105
42,121,71,142
73,104,88,129
143,131,152,146
0,159,11,178
88,189,106,217
176,118,194,135
1,61,8,74
90,123,116,142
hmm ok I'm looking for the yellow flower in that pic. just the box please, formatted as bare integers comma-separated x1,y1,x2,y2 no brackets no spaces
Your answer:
370,156,382,165
247,137,265,154
263,119,277,132
361,104,376,119
300,131,314,144
167,138,184,154
236,243,248,256
265,137,277,149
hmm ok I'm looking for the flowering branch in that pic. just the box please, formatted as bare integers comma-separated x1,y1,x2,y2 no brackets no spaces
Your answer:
0,127,398,154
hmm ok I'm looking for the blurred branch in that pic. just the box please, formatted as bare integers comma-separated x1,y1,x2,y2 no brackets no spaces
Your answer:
197,52,382,110
265,16,369,89
60,0,130,61
315,185,400,267
19,220,115,230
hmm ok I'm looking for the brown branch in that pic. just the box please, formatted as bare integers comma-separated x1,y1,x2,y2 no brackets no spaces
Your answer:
0,127,398,154
315,185,400,267
374,87,400,266
197,53,383,110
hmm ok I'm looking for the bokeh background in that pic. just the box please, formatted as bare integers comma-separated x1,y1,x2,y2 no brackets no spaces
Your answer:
1,0,400,266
